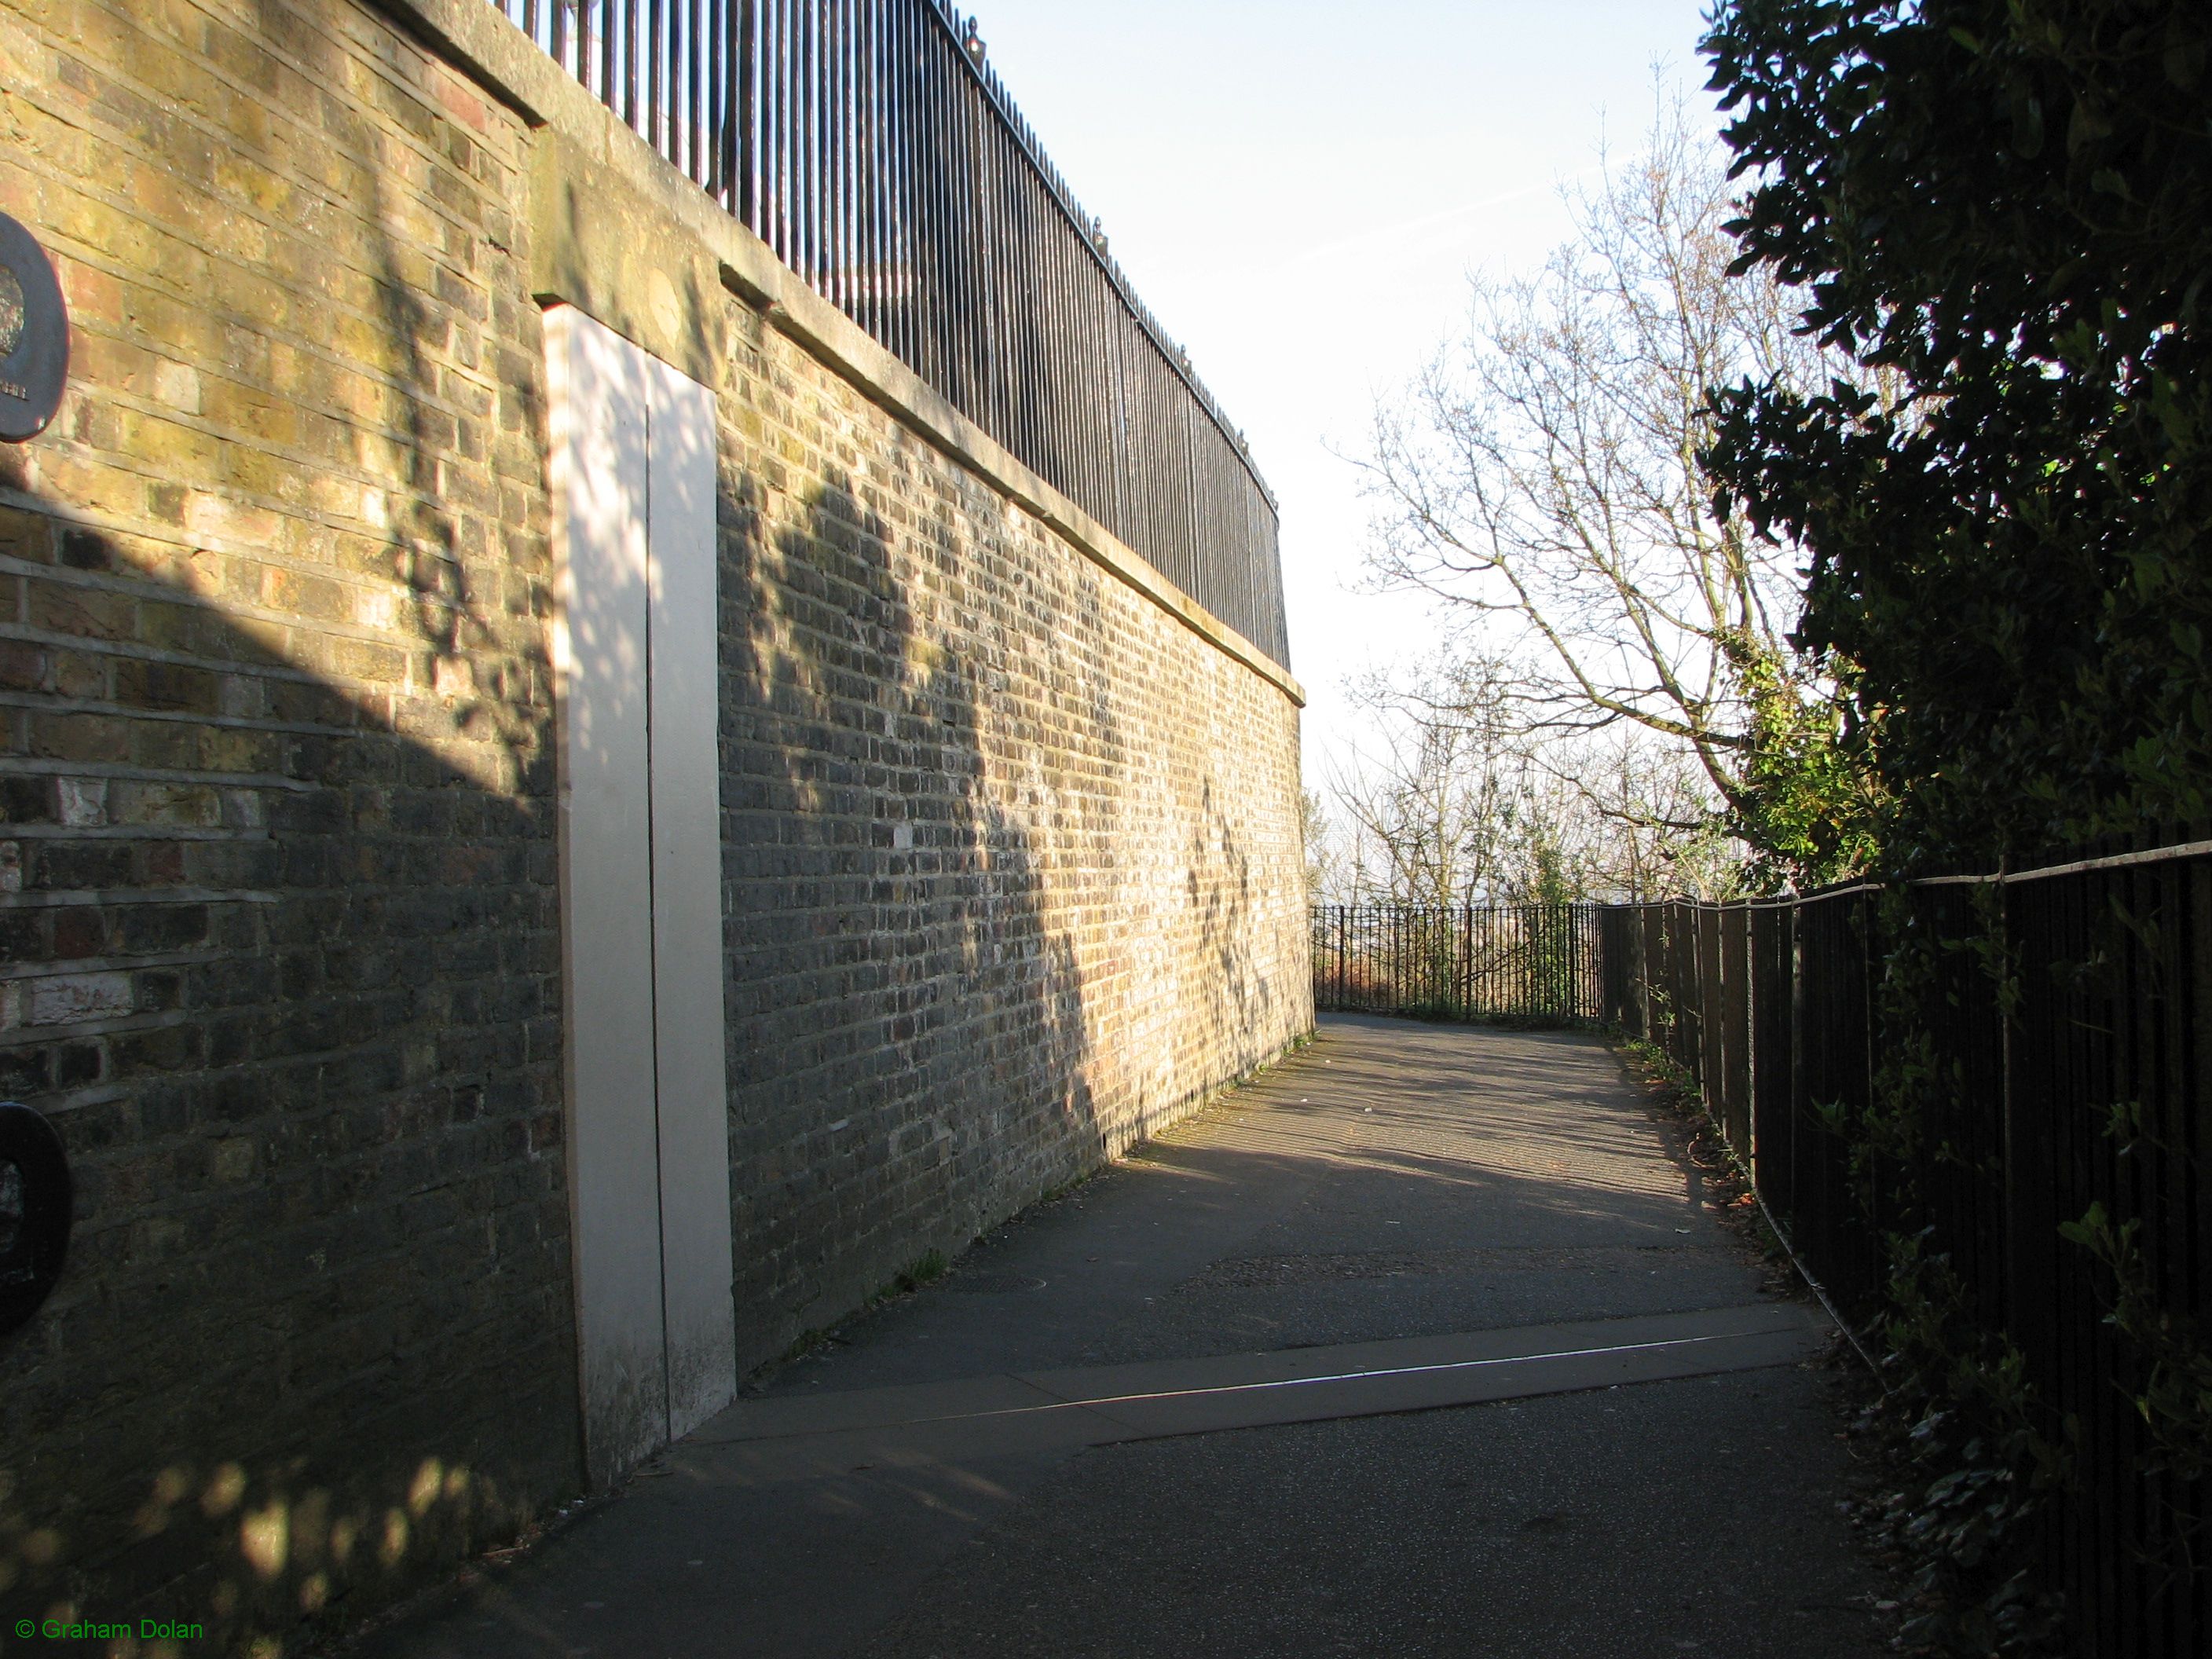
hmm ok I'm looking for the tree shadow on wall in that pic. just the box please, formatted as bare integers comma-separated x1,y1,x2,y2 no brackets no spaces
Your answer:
1196,769,1296,1064
0,50,579,1650
716,458,1124,1354
0,477,577,1650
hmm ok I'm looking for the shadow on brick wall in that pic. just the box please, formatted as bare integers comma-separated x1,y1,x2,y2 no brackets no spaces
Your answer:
1193,771,1274,1055
2,34,1300,1646
0,66,579,1632
0,430,1299,1655
717,463,1119,1359
0,478,580,1653
714,420,1308,1362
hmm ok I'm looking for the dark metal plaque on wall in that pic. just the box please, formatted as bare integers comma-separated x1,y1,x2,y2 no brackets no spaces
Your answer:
0,1101,72,1333
0,211,68,442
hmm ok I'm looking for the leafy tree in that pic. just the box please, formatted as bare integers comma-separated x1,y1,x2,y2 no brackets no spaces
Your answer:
1702,0,2212,869
1704,14,2212,1645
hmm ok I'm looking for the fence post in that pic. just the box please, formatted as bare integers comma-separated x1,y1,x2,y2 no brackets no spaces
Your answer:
1778,898,1796,1238
1635,906,1650,1038
1853,888,1880,1302
2000,870,2056,1393
1749,903,1771,1193
1663,911,1681,1079
1573,903,1586,1022
1336,906,1346,1009
1461,904,1474,1020
1719,904,1749,1157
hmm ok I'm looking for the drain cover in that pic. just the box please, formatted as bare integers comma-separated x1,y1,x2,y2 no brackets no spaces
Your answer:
946,1272,1047,1294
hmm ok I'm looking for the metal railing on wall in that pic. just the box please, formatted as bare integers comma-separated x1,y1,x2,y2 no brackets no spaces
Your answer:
1597,837,2212,1659
485,0,1290,669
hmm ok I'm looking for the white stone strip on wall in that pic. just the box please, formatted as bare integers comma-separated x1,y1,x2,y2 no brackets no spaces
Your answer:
641,350,738,1446
548,305,735,1487
548,302,668,1488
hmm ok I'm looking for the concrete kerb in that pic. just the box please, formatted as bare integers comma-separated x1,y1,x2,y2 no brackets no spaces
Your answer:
674,1303,1837,1491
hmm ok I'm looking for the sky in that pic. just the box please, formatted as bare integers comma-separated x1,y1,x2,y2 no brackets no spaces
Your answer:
965,0,1720,785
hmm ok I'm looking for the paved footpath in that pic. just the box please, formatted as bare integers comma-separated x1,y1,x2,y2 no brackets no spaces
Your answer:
360,1016,1892,1658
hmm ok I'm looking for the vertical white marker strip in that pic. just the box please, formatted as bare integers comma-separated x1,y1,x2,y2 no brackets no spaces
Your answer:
550,306,671,1488
645,353,738,1441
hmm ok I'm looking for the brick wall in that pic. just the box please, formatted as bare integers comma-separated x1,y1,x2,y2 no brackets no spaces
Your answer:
0,2,575,1649
716,309,1309,1353
0,0,1309,1649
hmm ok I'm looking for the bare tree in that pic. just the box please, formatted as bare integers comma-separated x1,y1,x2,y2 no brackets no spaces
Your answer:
1317,648,1732,906
1517,731,1745,901
1356,88,1871,877
1301,788,1356,907
1325,654,1518,907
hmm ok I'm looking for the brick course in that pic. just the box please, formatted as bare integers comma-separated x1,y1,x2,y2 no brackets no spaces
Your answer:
0,0,1308,1649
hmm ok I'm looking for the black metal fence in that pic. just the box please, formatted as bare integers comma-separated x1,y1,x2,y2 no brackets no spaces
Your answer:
1310,903,1601,1024
484,0,1289,667
1598,839,2212,1659
1317,851,2210,1652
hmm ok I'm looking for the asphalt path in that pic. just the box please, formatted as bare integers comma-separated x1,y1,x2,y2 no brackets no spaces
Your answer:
357,1014,1892,1658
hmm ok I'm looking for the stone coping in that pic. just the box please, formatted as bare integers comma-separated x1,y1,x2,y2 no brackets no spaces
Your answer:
369,0,1306,708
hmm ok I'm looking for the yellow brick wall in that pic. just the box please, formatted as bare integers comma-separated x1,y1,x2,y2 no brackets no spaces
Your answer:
2,3,572,1650
0,0,1309,1649
714,300,1310,1350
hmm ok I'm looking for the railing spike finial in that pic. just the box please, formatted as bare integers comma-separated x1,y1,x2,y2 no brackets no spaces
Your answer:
964,17,984,60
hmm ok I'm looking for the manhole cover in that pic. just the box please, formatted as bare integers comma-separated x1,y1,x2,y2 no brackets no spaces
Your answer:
946,1272,1047,1294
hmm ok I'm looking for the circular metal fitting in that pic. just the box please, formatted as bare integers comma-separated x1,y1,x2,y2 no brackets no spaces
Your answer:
0,1102,73,1335
0,212,69,443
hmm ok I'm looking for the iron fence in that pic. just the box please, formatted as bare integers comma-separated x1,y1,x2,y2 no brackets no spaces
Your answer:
1599,837,2212,1659
1310,903,1601,1024
484,0,1288,668
1324,854,2210,1653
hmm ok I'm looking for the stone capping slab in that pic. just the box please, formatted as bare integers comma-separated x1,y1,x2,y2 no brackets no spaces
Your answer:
369,0,1305,709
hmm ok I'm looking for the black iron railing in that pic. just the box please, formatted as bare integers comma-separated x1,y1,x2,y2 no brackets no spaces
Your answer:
485,0,1289,668
1598,837,2212,1659
1320,850,2212,1656
1310,903,1601,1024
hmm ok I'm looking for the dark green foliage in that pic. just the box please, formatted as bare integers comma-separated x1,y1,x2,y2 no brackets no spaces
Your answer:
1695,11,2212,1621
1858,1266,2073,1656
1854,894,2071,1652
2057,1201,2212,1489
1701,0,2212,869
